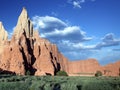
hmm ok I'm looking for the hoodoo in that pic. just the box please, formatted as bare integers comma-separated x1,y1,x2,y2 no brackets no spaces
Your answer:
0,22,8,42
0,8,120,76
0,22,8,54
14,7,33,39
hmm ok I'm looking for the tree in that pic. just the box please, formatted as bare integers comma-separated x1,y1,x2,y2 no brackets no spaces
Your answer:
56,71,68,76
95,71,102,77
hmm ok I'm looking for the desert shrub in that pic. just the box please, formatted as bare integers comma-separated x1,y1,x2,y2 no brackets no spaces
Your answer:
95,71,102,77
0,75,120,90
56,71,68,76
119,68,120,76
25,70,31,75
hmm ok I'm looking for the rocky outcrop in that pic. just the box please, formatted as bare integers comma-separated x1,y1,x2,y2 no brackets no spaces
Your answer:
13,7,33,39
101,61,120,76
0,22,8,54
0,22,8,42
0,31,30,75
0,8,119,76
0,8,63,76
68,59,100,74
67,59,120,76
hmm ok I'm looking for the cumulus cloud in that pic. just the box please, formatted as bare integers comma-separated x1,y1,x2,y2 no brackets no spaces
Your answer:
32,16,120,51
42,26,80,36
73,1,81,8
32,15,92,42
58,33,120,52
68,0,85,8
32,16,67,32
58,40,95,51
95,33,120,49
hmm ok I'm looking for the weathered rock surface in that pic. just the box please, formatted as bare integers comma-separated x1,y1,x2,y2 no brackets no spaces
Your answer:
68,59,100,74
68,59,120,76
100,61,120,76
0,8,63,75
0,8,119,76
0,22,8,42
0,22,8,54
13,7,33,39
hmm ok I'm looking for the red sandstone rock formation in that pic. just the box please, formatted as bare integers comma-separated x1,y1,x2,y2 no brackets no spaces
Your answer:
101,61,120,76
68,59,100,74
68,59,120,76
0,8,65,76
0,8,119,76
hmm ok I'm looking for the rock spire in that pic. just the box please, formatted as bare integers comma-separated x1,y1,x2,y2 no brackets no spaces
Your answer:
13,7,33,39
0,22,8,42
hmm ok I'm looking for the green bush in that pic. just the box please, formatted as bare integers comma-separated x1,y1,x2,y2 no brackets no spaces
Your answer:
0,75,120,90
119,68,120,76
56,71,68,76
25,70,31,75
95,71,102,77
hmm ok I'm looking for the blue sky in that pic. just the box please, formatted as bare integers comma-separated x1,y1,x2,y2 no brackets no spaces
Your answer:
0,0,120,65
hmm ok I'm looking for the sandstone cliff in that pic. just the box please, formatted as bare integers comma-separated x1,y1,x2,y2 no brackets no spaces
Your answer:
68,59,120,76
0,22,8,42
0,22,8,54
0,8,119,76
68,59,100,75
101,61,120,76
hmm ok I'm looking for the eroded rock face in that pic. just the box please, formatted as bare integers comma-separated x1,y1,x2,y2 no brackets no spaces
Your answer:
0,39,25,75
0,8,119,76
101,61,120,76
68,59,100,75
0,8,62,75
0,22,8,54
33,37,61,75
13,7,33,39
0,22,8,41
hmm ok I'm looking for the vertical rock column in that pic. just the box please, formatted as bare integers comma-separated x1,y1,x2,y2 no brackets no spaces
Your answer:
0,22,8,54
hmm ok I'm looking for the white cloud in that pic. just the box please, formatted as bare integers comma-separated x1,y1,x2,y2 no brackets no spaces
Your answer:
32,15,92,42
67,0,96,9
59,40,95,50
95,33,120,49
32,16,67,30
32,16,120,51
42,26,81,36
59,33,120,51
73,1,81,8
